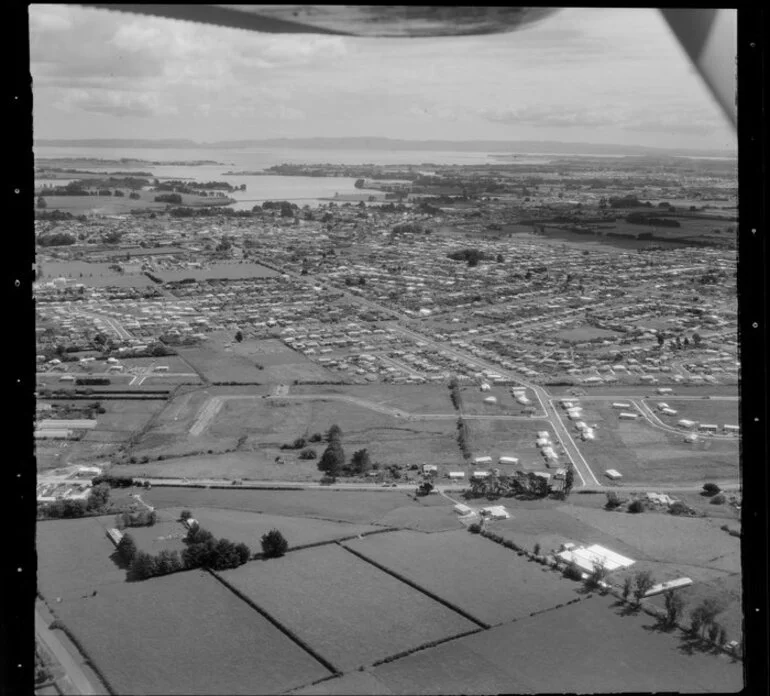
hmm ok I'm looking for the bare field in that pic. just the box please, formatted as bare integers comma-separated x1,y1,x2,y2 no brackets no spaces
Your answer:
395,594,744,693
143,487,422,525
221,544,477,672
343,529,578,626
49,570,331,695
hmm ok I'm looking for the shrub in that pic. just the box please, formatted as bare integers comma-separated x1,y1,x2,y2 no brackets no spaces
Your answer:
605,491,622,509
533,543,541,556
669,501,692,516
622,576,633,600
711,494,726,505
702,482,721,496
467,523,482,534
563,564,583,581
298,448,317,460
261,529,288,558
628,499,645,514
180,510,192,521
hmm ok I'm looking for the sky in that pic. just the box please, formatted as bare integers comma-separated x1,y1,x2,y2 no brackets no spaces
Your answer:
30,5,736,150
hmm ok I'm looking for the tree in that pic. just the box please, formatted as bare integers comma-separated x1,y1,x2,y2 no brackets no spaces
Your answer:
702,482,721,496
299,448,317,460
62,499,87,518
622,576,633,600
350,448,371,474
663,589,686,627
657,333,665,347
326,424,343,442
585,561,608,592
180,509,192,521
628,499,645,514
129,551,158,580
117,533,137,564
694,598,726,638
186,525,214,546
182,541,214,569
633,570,655,605
234,330,244,343
154,549,183,575
605,491,622,509
692,332,702,347
235,542,251,565
533,543,541,556
563,466,575,496
468,523,482,534
416,481,434,496
261,529,288,558
87,483,110,510
210,539,241,570
318,440,345,477
37,196,47,209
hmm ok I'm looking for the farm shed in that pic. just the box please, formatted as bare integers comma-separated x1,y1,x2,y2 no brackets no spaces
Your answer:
422,464,438,474
644,577,693,597
605,469,623,480
481,506,510,520
698,424,719,432
619,412,639,420
537,431,550,439
474,456,493,465
483,396,498,404
454,504,473,516
448,471,465,480
684,433,699,443
678,419,697,429
557,544,635,574
106,528,124,547
723,424,739,433
472,471,490,479
498,456,520,465
657,387,674,394
661,408,678,416
612,402,631,409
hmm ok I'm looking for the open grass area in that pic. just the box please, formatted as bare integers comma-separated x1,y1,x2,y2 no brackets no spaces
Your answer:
572,400,738,484
143,487,422,525
49,570,331,695
40,190,226,214
465,419,559,469
343,529,577,626
221,544,477,672
547,384,738,397
36,260,155,288
373,594,743,694
654,398,740,428
459,385,534,416
373,504,464,533
90,512,188,556
162,506,380,550
36,518,126,600
291,384,455,415
290,671,393,695
554,324,623,342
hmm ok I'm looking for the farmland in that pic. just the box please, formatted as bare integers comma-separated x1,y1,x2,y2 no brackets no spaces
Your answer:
162,506,382,550
458,385,537,416
653,398,740,428
48,571,332,695
144,487,424,525
343,529,578,626
37,518,126,600
369,594,743,694
290,384,455,415
220,544,477,671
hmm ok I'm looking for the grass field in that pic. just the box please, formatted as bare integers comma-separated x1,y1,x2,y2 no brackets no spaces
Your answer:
459,386,534,416
40,190,227,214
290,670,393,695
372,594,743,694
291,384,455,415
154,262,278,282
90,512,188,556
572,400,738,484
36,261,155,288
79,399,166,446
343,529,577,626
144,487,423,525
373,504,464,533
654,398,740,428
162,506,381,550
36,518,126,600
221,544,477,672
49,570,331,695
554,324,623,342
465,419,559,469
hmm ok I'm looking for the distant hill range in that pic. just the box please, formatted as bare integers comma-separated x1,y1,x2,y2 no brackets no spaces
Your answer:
35,137,736,159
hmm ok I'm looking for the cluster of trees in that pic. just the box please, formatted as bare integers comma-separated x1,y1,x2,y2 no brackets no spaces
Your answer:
391,223,426,235
115,509,157,529
626,212,681,228
154,193,183,204
447,248,488,267
448,378,463,411
260,200,298,217
315,425,374,478
37,232,77,246
75,377,110,386
38,483,112,519
465,468,572,501
456,418,471,460
92,473,134,488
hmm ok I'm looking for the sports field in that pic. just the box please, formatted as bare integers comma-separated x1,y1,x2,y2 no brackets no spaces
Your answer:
370,594,743,693
343,529,577,626
221,544,477,671
49,570,331,695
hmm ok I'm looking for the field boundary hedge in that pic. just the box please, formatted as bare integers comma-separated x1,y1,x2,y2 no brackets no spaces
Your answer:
207,569,341,676
338,542,490,629
47,617,117,695
371,626,485,668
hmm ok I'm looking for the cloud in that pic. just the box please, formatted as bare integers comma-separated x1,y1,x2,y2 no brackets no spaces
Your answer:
483,105,625,129
55,89,177,118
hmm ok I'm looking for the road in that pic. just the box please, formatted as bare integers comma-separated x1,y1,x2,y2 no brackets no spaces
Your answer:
35,606,96,696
